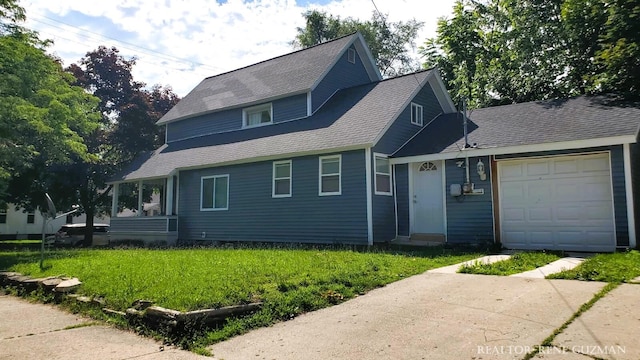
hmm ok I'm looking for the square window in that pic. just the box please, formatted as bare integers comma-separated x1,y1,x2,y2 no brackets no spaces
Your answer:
319,155,341,196
243,103,273,128
411,103,423,126
375,155,392,195
273,160,292,197
201,175,229,211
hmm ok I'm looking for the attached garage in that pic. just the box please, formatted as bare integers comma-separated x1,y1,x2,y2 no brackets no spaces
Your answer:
498,153,616,252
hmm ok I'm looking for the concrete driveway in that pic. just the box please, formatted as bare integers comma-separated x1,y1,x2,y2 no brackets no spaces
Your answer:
209,272,639,360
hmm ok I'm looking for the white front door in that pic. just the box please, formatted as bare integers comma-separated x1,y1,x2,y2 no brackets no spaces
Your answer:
412,161,445,234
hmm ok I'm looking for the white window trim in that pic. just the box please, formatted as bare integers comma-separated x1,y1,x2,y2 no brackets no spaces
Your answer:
374,154,392,196
319,154,342,196
347,48,356,64
200,174,229,211
272,160,292,198
242,103,273,128
411,102,423,126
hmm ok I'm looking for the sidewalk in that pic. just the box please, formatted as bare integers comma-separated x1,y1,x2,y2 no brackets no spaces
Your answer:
0,293,207,360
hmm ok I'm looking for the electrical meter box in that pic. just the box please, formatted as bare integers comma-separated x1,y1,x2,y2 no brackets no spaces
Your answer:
450,184,462,197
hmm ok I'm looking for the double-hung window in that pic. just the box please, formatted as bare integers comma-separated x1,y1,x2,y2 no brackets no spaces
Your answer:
27,212,35,224
201,175,229,211
243,103,272,128
319,155,341,196
0,210,6,224
374,155,392,195
273,160,292,197
411,102,423,126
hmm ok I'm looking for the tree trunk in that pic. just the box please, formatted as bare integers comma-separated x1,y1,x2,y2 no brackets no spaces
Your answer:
84,206,94,247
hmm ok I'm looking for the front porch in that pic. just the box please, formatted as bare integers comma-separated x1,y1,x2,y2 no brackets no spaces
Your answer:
109,176,179,246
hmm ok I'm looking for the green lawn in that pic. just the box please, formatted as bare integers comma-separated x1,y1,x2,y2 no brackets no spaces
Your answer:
0,246,482,350
458,251,561,276
547,250,640,282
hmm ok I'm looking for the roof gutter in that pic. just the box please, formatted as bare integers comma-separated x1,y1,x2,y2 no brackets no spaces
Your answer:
390,135,638,165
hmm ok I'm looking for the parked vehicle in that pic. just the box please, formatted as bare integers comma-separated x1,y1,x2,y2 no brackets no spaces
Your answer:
45,223,110,247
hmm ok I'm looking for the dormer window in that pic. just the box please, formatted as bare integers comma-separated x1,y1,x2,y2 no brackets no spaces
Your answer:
347,48,356,64
411,102,423,126
243,103,273,128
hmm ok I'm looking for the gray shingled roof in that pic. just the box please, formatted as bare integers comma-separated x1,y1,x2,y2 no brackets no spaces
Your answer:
157,33,375,125
113,70,434,182
394,96,640,158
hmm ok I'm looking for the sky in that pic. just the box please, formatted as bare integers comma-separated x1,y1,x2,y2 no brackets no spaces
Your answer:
19,0,457,97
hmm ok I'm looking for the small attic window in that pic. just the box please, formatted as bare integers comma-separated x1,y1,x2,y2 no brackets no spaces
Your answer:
347,48,356,64
411,102,423,126
243,103,273,128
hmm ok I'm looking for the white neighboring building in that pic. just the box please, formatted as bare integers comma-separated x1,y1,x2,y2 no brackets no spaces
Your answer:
0,205,110,240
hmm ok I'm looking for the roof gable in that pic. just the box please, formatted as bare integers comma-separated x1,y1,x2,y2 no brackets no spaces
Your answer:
113,70,433,182
158,33,380,125
394,95,640,158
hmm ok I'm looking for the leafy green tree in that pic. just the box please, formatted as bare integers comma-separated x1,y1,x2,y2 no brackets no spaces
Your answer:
423,0,639,108
292,10,424,77
0,29,101,213
0,0,24,24
63,47,179,245
592,0,640,99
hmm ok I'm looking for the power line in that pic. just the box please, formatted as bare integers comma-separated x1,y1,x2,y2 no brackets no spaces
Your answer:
28,13,222,73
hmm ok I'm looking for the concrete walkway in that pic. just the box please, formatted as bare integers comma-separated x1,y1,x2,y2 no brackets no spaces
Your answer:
0,294,207,360
511,257,586,279
427,254,512,274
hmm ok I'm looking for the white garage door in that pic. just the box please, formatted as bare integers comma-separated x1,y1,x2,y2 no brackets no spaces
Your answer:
499,153,615,252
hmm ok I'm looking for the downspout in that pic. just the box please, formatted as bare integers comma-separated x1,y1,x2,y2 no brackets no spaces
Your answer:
365,147,374,246
463,98,471,185
393,164,399,240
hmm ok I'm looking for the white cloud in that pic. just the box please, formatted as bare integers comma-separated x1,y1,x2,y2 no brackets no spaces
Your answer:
19,0,455,97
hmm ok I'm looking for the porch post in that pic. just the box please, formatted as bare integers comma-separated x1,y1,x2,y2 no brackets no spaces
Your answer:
111,183,119,217
165,176,174,215
137,180,143,217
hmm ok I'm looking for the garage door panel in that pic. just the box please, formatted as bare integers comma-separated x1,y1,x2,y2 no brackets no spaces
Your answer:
554,159,579,174
556,207,581,221
526,161,550,176
528,183,552,202
529,232,554,246
528,207,553,221
501,183,526,201
500,153,615,252
582,156,610,172
501,163,525,179
503,207,525,221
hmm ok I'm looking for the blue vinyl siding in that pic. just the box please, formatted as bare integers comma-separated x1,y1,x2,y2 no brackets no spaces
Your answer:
273,93,308,123
166,95,309,142
496,146,630,247
167,108,242,142
610,146,630,247
394,164,410,237
372,152,395,243
445,156,494,245
311,45,372,113
177,150,368,244
374,85,443,155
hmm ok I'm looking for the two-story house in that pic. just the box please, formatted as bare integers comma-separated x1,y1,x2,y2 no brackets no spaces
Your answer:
108,32,639,252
